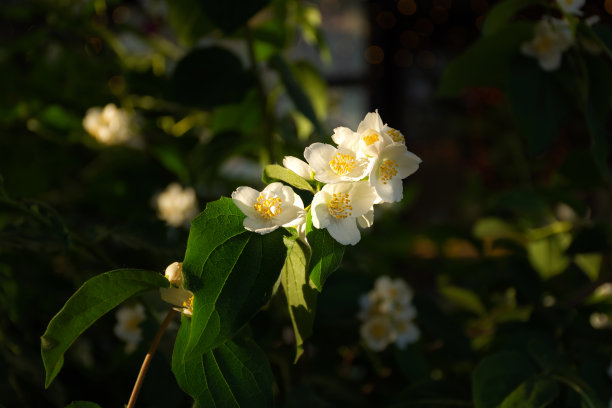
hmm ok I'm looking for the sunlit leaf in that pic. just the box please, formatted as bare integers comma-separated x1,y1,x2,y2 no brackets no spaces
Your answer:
574,254,601,282
305,211,345,291
527,232,571,279
262,164,315,193
181,198,286,358
280,235,317,362
41,269,169,388
498,376,559,408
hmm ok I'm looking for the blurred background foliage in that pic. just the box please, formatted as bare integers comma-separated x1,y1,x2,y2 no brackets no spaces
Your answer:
2,0,612,406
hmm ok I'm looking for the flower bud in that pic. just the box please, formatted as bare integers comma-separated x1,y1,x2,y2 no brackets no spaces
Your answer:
164,261,183,287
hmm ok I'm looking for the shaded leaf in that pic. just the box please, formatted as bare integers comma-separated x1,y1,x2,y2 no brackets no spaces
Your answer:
305,211,345,291
170,47,254,109
527,232,571,280
41,269,169,388
65,402,102,408
574,254,601,281
439,284,486,315
482,0,543,37
198,0,269,34
499,376,559,408
167,0,214,47
262,164,315,193
473,351,538,408
585,55,612,180
437,22,533,97
181,198,286,358
280,235,317,362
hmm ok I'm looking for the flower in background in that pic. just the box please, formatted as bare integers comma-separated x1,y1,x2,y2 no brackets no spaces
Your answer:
521,17,573,71
83,103,134,145
160,261,193,316
283,156,313,179
232,182,305,234
156,183,199,228
114,303,146,353
358,276,419,351
556,0,585,16
310,181,377,245
164,261,183,287
304,143,371,184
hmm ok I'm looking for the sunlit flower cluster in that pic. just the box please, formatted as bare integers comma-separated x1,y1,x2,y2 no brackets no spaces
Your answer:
232,111,421,246
114,303,146,353
83,103,135,145
358,276,420,351
156,183,199,228
159,261,194,316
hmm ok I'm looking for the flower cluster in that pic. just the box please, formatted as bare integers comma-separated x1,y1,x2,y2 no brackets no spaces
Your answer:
159,261,194,316
83,103,135,145
358,276,420,351
232,111,421,246
156,183,199,228
114,303,146,353
520,0,597,71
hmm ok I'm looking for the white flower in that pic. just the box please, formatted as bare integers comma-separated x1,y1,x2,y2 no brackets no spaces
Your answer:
369,144,422,203
332,111,392,158
114,303,146,353
360,315,396,351
231,182,305,234
521,17,573,71
160,287,194,316
556,0,584,16
83,103,134,145
311,181,377,245
283,156,313,179
156,183,199,228
304,143,371,184
394,317,420,349
374,276,415,312
164,261,183,287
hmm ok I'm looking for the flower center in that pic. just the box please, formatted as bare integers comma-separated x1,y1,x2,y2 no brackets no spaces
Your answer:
328,192,353,219
183,295,194,314
329,152,356,176
379,159,398,184
370,322,388,339
363,131,380,146
254,194,282,219
125,316,141,331
386,128,405,144
536,35,556,54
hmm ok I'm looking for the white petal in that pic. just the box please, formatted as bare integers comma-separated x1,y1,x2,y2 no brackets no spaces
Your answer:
243,217,279,234
283,156,312,179
327,218,361,246
304,143,335,171
231,186,260,218
357,110,384,134
332,126,359,151
539,51,562,71
395,324,420,349
348,181,378,216
311,190,331,229
358,208,374,228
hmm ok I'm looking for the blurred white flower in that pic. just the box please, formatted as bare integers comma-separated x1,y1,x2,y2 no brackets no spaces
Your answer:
360,315,396,352
310,181,377,245
358,276,420,351
83,103,135,145
164,261,183,287
156,183,199,228
304,143,371,184
521,17,573,71
369,144,422,203
556,0,584,16
231,182,305,234
114,303,146,353
283,156,313,179
160,287,194,317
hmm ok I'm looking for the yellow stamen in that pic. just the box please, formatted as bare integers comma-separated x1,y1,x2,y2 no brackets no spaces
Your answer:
329,153,356,176
328,192,353,219
386,128,405,144
254,194,282,219
379,159,398,184
363,132,379,146
183,295,193,314
370,322,387,339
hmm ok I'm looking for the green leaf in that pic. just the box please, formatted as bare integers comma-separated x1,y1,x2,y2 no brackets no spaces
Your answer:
167,0,214,47
41,269,169,388
170,47,255,109
527,232,571,280
482,0,543,37
305,211,345,291
291,60,328,121
181,198,287,358
198,0,270,34
394,343,430,383
172,330,274,408
280,235,317,362
270,55,324,135
499,376,559,408
437,22,533,97
65,402,102,408
152,145,191,183
473,351,539,408
438,284,486,315
574,254,601,281
262,164,315,193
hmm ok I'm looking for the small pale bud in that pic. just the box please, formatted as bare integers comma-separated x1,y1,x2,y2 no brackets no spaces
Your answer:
165,261,183,287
